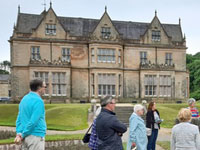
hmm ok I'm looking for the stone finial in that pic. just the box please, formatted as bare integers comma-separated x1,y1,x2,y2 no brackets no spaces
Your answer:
179,18,181,26
50,0,52,8
18,5,20,14
105,6,107,12
184,33,186,40
155,10,157,16
42,0,46,11
13,23,16,29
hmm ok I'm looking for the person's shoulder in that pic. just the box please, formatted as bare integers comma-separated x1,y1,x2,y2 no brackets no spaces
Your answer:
172,123,180,130
33,96,44,105
146,110,153,115
189,123,199,129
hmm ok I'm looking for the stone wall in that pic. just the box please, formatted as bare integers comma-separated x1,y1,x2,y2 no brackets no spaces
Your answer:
0,140,89,150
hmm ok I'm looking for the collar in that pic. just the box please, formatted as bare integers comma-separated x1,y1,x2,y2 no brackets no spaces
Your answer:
30,91,41,98
101,108,116,115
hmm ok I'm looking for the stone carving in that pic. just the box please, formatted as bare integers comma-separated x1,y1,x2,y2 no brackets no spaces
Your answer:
29,58,70,66
140,61,175,70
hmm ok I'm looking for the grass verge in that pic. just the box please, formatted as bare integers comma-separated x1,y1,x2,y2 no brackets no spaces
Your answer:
157,141,170,150
0,134,84,145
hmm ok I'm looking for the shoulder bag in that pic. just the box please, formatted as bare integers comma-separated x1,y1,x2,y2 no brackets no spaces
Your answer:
82,124,92,143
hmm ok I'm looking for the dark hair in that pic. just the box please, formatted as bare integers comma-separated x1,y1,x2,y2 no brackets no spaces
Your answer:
30,79,43,92
147,101,155,111
100,96,113,107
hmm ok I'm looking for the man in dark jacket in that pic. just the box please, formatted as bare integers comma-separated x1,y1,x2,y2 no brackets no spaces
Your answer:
96,96,127,150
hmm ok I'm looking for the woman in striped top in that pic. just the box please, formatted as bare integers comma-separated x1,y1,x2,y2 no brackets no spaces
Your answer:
187,98,199,118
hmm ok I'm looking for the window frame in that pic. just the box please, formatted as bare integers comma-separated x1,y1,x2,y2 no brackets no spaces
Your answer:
144,75,157,97
98,74,116,97
61,48,71,62
31,46,40,60
152,30,161,41
101,27,111,39
97,49,116,63
140,51,147,64
52,72,67,96
165,53,173,65
45,24,56,35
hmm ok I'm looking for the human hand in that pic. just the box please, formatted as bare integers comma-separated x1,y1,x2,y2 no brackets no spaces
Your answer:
14,134,22,145
156,119,163,124
131,142,136,147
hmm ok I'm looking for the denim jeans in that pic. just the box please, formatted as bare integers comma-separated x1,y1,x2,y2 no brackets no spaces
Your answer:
147,129,158,150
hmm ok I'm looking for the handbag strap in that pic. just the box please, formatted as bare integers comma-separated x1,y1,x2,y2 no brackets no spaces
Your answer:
85,123,93,134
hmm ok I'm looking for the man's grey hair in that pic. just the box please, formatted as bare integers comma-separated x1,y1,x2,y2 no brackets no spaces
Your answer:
100,96,113,107
134,104,144,113
187,98,196,105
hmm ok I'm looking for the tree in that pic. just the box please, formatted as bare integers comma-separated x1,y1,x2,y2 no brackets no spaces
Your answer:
186,53,200,100
0,60,10,74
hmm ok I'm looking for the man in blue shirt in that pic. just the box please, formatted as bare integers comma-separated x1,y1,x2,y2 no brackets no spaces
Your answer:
15,79,47,150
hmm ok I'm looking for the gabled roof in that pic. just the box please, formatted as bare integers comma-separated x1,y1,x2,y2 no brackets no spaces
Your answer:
15,12,183,42
162,24,183,42
16,13,43,33
91,8,121,37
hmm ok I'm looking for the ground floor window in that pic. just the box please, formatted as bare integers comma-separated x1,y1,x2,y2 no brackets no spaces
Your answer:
98,74,116,96
144,75,157,96
52,72,66,95
159,75,171,97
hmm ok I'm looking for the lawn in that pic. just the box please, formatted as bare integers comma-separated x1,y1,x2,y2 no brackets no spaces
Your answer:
0,103,199,130
157,103,200,128
0,104,90,131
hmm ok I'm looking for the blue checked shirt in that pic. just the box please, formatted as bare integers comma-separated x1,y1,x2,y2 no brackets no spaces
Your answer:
88,119,98,150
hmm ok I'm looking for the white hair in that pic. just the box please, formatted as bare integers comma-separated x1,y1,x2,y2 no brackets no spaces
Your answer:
187,98,196,105
134,104,144,113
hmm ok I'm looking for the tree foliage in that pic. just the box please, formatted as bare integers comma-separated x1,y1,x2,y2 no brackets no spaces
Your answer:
0,60,10,74
187,53,200,100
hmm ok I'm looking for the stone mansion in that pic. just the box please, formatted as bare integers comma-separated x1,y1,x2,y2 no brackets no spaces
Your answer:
10,4,189,102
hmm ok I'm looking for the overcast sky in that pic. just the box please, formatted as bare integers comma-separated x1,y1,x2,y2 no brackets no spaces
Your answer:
0,0,199,62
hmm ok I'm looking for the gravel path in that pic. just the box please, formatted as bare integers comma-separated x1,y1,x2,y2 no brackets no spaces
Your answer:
0,126,170,149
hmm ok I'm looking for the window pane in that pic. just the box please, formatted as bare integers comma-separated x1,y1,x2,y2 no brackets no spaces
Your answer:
98,85,102,95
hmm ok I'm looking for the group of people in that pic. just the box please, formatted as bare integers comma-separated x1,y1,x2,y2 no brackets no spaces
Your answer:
89,96,200,150
171,98,200,150
88,96,162,150
14,79,200,150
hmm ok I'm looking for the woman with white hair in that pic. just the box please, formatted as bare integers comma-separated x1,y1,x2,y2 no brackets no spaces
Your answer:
187,98,199,118
171,108,200,150
127,104,148,150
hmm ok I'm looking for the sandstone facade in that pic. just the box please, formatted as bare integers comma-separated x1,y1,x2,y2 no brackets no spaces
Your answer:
9,5,189,101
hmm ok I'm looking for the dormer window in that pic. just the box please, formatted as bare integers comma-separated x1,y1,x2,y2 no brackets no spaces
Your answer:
101,27,111,39
152,30,160,41
46,24,56,35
